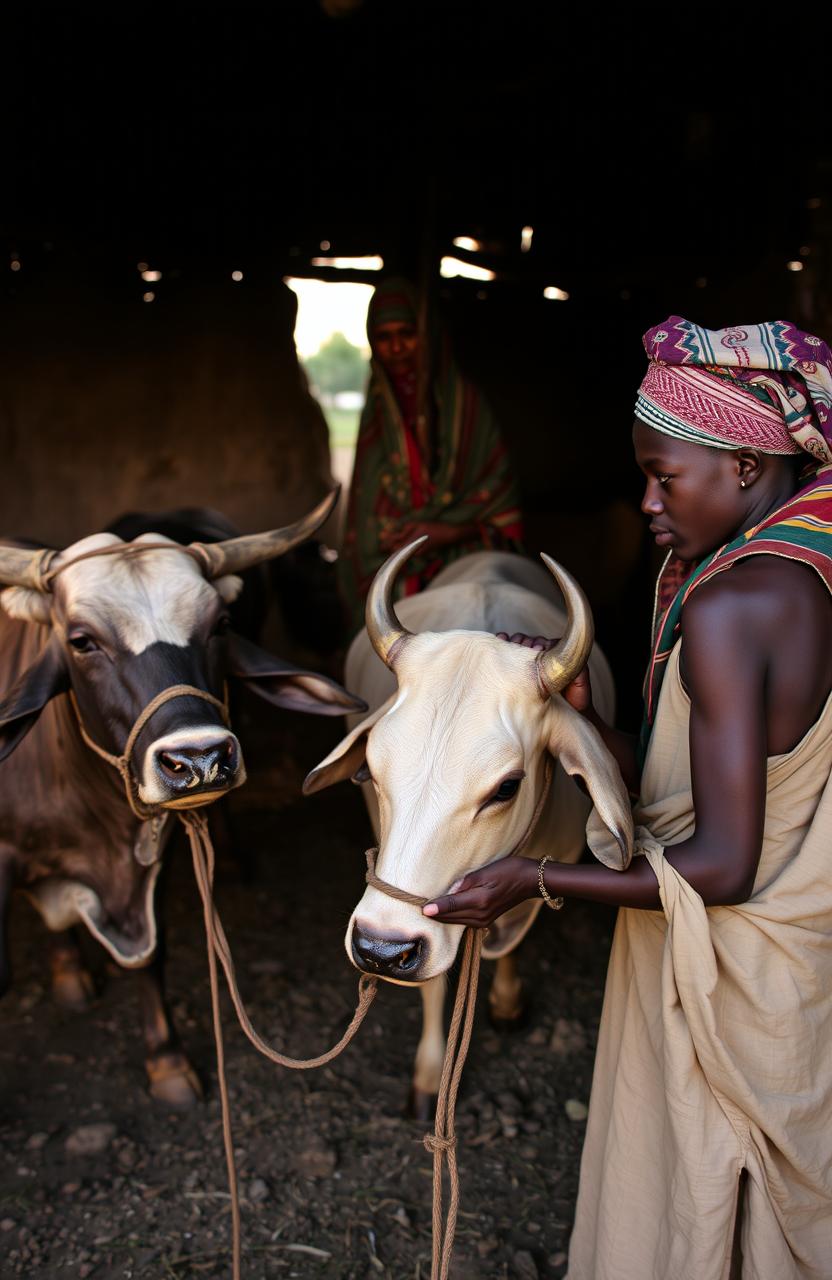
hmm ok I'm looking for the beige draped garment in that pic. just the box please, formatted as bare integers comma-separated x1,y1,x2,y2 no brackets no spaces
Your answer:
568,643,832,1280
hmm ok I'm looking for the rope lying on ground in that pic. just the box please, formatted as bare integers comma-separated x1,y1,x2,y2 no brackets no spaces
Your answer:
181,810,378,1280
186,797,482,1280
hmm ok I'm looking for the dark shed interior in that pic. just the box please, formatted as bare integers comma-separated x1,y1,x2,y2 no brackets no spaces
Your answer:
3,2,832,720
3,8,832,1278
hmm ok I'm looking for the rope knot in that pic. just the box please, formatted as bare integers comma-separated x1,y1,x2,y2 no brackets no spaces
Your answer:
358,974,379,1000
423,1133,457,1154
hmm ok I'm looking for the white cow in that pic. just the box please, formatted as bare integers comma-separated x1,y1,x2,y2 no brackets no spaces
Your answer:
304,542,632,1115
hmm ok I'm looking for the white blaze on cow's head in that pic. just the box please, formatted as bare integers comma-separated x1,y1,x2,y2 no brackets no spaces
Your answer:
304,538,633,985
0,491,366,814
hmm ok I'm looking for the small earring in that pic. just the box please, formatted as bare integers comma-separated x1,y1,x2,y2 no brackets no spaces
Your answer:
740,479,747,488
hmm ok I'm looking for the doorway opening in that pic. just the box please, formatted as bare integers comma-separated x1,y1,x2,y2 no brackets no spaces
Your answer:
284,277,374,493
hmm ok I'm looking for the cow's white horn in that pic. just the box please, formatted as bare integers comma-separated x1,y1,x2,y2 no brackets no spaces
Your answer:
0,544,53,592
191,487,340,579
536,554,594,697
365,536,427,667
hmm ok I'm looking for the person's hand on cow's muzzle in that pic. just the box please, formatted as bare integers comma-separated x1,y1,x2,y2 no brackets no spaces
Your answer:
422,855,538,927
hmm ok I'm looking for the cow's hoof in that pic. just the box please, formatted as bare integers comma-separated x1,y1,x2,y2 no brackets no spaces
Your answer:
51,962,96,1011
488,1003,529,1034
146,1053,203,1108
408,1085,438,1123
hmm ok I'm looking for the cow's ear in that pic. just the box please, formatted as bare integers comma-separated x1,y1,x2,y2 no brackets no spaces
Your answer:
0,586,51,626
546,698,633,870
0,638,69,762
214,574,243,604
226,631,367,717
302,694,396,795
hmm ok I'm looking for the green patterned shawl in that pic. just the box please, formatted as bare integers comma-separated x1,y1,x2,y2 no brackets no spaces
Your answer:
339,280,523,632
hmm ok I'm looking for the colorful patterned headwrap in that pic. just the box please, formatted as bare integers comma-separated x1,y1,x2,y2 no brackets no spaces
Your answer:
366,277,418,339
635,316,832,464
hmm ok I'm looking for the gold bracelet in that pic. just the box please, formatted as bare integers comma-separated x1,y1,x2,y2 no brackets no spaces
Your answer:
538,855,564,911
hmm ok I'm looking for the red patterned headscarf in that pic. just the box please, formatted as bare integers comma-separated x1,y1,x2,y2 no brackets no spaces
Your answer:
636,316,832,465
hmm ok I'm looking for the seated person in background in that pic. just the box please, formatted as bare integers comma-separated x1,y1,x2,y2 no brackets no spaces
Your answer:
338,276,523,632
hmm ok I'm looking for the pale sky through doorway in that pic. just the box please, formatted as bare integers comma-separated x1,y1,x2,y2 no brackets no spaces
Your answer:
284,278,374,358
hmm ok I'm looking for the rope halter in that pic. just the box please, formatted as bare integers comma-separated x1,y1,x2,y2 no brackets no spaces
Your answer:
360,756,554,1280
364,755,553,905
70,683,230,821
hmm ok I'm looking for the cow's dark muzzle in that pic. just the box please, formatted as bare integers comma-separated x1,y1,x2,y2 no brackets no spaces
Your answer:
154,735,239,798
350,923,425,982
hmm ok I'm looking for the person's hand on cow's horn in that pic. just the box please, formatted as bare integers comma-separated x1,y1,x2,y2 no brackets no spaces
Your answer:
495,632,593,715
423,856,539,928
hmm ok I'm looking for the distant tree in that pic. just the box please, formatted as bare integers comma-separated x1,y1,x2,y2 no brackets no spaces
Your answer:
304,331,368,396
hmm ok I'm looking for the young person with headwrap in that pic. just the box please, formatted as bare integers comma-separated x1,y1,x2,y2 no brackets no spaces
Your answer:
423,318,832,1279
338,277,523,632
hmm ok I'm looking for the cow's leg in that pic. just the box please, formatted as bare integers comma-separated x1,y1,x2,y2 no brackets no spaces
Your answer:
137,940,202,1108
488,951,527,1029
48,928,96,1011
0,850,14,997
410,975,446,1121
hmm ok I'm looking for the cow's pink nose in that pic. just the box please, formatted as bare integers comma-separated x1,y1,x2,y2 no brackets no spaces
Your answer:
154,737,238,794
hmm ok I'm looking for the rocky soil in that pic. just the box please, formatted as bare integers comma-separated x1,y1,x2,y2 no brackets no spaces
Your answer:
0,711,616,1280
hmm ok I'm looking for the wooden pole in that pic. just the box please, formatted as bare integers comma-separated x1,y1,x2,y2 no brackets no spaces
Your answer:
415,175,438,466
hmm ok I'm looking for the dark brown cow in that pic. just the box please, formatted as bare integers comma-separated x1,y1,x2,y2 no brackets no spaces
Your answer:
0,492,365,1104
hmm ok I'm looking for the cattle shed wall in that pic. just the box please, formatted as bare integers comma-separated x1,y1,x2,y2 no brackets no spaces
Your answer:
0,255,820,726
0,275,334,548
3,1,831,722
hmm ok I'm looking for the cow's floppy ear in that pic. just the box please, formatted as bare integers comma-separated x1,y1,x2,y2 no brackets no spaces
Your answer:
226,632,367,717
547,698,633,870
0,638,69,762
302,694,397,795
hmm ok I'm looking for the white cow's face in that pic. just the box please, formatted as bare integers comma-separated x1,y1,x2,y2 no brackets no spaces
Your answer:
361,632,548,980
306,629,631,984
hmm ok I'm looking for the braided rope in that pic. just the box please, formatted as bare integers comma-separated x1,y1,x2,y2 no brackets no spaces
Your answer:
70,684,229,820
181,812,378,1280
39,540,211,591
68,683,378,1280
364,757,553,1280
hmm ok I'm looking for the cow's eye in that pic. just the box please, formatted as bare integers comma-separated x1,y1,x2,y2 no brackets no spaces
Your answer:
68,632,98,654
212,614,231,637
491,776,522,804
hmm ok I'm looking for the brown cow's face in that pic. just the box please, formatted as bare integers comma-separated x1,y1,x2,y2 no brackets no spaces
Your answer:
0,506,368,969
3,532,246,807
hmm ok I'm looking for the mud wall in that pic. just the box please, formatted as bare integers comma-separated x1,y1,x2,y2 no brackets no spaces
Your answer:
0,270,334,548
0,258,810,723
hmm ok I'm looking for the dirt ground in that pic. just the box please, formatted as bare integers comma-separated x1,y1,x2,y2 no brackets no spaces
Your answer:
0,708,616,1280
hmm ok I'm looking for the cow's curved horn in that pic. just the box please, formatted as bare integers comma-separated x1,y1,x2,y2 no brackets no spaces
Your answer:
536,554,594,697
365,536,427,668
191,488,340,579
0,544,53,592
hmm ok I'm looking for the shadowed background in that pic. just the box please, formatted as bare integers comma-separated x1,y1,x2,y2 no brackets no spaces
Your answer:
3,3,830,717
